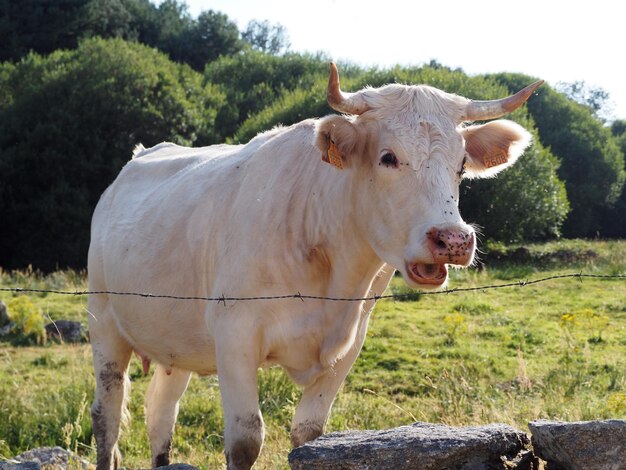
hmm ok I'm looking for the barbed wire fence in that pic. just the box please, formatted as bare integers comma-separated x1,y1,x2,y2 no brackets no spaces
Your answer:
1,272,624,304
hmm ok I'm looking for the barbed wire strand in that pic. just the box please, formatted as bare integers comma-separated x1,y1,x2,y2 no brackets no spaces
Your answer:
0,272,624,303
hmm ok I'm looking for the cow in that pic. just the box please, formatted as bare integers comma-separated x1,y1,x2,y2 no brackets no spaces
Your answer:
87,63,542,469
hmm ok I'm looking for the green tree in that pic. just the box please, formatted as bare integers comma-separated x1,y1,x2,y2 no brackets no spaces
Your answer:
79,0,134,39
0,0,90,61
556,80,613,123
206,50,328,141
0,0,244,72
242,20,290,54
175,10,243,70
0,38,225,270
492,73,625,238
598,120,626,237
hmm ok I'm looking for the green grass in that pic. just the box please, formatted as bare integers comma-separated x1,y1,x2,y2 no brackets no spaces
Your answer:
1,240,625,468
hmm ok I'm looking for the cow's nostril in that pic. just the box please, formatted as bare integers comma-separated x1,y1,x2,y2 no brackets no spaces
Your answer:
436,240,447,250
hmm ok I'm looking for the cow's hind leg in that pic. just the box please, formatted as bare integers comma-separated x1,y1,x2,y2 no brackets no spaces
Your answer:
215,332,264,470
145,365,191,467
89,309,133,469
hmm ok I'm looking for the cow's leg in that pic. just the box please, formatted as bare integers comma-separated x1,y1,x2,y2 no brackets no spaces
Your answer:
145,365,192,468
291,266,394,447
290,332,365,447
89,302,133,470
215,336,264,470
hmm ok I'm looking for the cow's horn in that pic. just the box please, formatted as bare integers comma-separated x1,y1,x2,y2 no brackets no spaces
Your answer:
464,80,544,121
327,62,371,115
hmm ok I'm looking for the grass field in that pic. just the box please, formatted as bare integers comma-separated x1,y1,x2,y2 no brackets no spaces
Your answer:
1,239,625,468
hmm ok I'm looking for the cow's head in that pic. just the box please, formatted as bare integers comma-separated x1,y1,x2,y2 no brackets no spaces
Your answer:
315,63,542,288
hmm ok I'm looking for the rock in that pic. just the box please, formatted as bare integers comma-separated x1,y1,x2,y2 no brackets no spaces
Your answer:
0,462,40,470
156,465,200,470
12,446,91,469
44,320,87,343
0,322,12,337
529,419,626,470
289,422,535,469
0,300,9,327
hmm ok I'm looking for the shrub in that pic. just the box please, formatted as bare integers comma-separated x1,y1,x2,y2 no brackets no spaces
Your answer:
0,38,225,271
6,296,46,345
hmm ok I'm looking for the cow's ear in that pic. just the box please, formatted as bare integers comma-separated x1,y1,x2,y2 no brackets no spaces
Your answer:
460,120,532,178
314,115,360,170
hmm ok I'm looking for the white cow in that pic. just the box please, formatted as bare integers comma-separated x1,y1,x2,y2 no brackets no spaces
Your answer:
87,63,541,469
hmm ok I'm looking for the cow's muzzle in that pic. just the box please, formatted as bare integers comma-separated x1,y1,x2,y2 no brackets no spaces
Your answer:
426,227,476,266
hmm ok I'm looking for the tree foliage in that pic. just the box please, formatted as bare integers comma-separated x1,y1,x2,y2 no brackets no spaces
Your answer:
242,20,290,54
555,80,613,123
0,0,244,71
0,38,224,270
492,73,625,238
0,2,623,271
598,121,626,237
205,50,329,141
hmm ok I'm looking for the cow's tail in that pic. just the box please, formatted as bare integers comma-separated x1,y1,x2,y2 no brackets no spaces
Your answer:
132,143,146,159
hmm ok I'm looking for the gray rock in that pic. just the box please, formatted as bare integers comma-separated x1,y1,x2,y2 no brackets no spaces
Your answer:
289,422,535,469
154,466,200,470
0,462,40,470
529,419,626,470
12,446,90,469
132,465,199,470
0,300,9,327
0,322,12,337
44,320,87,343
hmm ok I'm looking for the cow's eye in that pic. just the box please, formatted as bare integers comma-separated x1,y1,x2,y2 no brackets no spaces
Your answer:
380,152,398,168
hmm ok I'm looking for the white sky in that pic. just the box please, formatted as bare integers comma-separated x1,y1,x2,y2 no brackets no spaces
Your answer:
184,0,626,121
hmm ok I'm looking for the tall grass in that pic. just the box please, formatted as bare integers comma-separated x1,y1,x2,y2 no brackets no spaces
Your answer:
0,240,624,468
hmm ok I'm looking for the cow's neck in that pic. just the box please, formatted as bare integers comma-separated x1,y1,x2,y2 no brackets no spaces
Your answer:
297,162,384,295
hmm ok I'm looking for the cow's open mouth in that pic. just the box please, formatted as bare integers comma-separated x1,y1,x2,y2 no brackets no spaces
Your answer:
406,262,448,286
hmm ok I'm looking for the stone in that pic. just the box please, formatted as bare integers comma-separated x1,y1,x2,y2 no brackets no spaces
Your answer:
12,446,90,469
529,419,626,470
44,320,87,343
0,323,12,337
0,462,40,470
0,300,9,327
155,465,200,470
289,422,535,469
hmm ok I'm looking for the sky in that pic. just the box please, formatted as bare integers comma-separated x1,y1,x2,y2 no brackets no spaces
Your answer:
183,0,625,121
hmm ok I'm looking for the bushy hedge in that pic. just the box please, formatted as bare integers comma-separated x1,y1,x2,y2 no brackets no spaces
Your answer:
0,38,225,270
1,39,622,271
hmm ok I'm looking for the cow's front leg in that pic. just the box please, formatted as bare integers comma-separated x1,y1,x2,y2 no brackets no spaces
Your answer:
291,266,394,447
290,329,368,447
216,335,264,470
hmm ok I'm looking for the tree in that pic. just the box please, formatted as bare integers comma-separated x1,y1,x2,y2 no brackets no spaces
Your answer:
555,80,613,123
0,38,225,270
492,73,625,238
242,20,290,55
79,0,134,40
205,50,328,141
175,10,243,70
0,0,244,71
598,121,626,237
0,0,90,61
